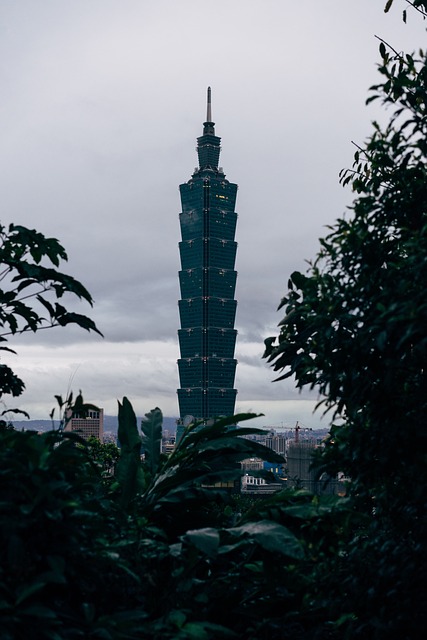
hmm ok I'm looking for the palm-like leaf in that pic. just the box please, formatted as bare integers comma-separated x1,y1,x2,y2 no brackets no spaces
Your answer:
115,397,145,507
140,413,285,537
141,407,162,477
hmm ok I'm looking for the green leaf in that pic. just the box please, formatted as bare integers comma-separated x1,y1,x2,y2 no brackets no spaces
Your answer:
118,397,141,450
0,364,26,398
227,520,305,559
19,605,58,620
290,270,306,289
141,407,163,476
168,609,187,628
184,527,220,557
115,397,145,506
15,581,46,605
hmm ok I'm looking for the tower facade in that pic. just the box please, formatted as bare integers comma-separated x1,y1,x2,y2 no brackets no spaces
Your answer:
177,88,238,431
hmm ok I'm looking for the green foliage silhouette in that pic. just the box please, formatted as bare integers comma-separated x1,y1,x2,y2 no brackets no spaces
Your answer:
264,9,427,637
0,222,102,410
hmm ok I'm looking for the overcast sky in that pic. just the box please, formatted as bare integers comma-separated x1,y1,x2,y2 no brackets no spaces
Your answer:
0,0,425,428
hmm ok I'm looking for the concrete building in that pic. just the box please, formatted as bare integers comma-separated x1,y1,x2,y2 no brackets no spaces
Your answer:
287,440,347,495
65,408,104,442
265,432,287,455
287,441,319,492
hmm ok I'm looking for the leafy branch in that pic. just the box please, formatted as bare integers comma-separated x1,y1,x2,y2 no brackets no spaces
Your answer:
0,223,102,400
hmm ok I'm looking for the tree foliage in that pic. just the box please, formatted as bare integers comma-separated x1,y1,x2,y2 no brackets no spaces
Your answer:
265,21,427,505
0,223,102,402
85,436,120,477
1,405,338,640
384,0,427,22
0,427,147,639
264,14,427,639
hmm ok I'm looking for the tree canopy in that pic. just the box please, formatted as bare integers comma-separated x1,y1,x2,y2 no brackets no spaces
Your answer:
264,3,427,513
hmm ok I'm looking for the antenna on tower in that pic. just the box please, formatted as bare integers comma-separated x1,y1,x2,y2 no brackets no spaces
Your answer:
206,86,212,122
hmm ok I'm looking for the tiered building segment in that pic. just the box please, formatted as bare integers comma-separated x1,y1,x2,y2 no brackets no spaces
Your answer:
177,88,238,430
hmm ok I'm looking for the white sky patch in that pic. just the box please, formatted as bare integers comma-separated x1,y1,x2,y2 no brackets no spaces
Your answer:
235,400,328,431
9,341,180,419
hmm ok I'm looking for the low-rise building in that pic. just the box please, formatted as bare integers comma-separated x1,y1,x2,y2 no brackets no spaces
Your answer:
64,408,104,442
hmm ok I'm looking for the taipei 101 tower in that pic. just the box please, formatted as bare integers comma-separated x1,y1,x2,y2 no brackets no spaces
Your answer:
176,88,238,436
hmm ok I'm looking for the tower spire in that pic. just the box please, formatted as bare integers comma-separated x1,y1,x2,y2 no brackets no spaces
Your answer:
206,86,212,123
203,86,215,136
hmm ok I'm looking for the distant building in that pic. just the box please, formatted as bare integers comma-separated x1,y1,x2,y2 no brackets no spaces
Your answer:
241,458,264,473
287,440,346,495
265,432,287,455
239,424,346,495
263,460,286,478
287,441,319,492
240,452,287,495
176,87,238,440
64,408,104,442
162,433,175,455
241,470,284,495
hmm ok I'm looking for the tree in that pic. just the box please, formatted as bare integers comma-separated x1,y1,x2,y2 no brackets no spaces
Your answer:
0,223,102,404
86,436,120,476
265,9,427,508
264,7,427,637
0,425,149,640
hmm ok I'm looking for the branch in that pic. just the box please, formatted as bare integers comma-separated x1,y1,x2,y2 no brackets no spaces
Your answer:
13,285,50,303
0,266,12,282
374,35,402,59
351,140,371,161
405,0,427,17
0,322,57,340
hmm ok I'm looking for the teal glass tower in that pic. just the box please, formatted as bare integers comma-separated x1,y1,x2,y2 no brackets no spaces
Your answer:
177,88,238,433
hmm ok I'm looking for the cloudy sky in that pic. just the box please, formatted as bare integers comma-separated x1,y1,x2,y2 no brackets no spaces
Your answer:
0,0,425,428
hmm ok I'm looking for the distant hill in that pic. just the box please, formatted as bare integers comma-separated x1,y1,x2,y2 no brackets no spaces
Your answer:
9,415,178,435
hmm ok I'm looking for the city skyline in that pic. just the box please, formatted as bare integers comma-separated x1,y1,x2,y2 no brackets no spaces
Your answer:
0,1,425,429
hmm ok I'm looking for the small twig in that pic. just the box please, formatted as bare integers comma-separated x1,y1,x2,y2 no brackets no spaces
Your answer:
374,35,402,59
0,266,12,282
405,0,427,17
0,322,59,339
351,140,370,160
14,285,50,303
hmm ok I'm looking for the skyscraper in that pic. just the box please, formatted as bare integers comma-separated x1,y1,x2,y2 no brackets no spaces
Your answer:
177,88,238,434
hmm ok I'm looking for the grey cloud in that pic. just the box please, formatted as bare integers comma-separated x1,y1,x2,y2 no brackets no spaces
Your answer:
1,0,424,418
